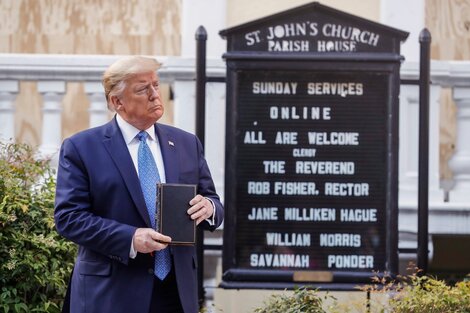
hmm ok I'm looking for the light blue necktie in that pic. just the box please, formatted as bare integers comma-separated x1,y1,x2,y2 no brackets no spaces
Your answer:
137,130,171,280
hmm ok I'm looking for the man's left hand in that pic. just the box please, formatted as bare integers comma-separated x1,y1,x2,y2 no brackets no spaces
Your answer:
188,194,214,225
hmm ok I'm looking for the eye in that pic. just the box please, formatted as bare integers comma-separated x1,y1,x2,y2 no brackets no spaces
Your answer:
136,86,148,94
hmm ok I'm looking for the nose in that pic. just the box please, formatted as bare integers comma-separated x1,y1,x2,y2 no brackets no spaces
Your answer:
148,85,158,99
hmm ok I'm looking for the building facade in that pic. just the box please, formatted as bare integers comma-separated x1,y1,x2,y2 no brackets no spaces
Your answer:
1,0,469,310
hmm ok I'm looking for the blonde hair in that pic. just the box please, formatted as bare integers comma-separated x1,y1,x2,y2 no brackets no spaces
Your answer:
102,56,161,109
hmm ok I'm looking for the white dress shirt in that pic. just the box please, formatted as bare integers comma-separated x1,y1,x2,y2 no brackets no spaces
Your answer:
116,114,166,183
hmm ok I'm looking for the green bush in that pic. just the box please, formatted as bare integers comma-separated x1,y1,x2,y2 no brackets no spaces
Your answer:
253,287,331,313
387,273,470,313
363,270,470,313
251,271,470,313
0,142,77,313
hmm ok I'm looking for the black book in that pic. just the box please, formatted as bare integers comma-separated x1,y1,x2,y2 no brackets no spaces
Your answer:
157,183,196,245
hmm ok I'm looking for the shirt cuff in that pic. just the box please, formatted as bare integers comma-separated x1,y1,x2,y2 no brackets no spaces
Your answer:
204,197,216,226
129,236,137,259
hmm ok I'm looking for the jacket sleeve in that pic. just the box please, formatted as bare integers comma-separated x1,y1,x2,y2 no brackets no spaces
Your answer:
54,138,136,264
194,136,224,231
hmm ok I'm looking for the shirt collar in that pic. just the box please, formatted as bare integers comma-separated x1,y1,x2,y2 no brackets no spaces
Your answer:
116,114,156,144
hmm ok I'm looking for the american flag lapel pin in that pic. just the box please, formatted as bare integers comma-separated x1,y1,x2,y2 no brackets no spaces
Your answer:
168,141,175,146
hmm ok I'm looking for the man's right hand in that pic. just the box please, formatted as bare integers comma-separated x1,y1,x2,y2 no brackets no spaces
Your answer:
133,228,172,254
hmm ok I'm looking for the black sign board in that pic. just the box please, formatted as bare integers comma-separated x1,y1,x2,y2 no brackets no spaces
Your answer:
220,2,408,289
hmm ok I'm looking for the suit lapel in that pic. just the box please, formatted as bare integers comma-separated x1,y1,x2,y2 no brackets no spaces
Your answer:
102,118,152,227
155,124,179,184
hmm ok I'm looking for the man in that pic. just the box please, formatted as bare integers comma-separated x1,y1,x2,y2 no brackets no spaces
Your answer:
54,56,224,313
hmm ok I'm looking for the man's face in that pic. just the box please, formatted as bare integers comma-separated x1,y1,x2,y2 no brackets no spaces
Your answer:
115,71,164,130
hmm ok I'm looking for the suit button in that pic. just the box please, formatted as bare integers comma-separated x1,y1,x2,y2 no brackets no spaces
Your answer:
148,268,154,275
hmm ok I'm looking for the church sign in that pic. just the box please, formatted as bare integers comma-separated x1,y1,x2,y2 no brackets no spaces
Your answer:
220,2,408,288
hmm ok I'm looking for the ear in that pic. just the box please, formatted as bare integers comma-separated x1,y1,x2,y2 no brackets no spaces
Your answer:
110,95,122,111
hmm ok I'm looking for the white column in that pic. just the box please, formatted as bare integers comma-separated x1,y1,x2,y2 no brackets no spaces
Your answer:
38,81,65,167
205,82,226,202
172,80,196,133
0,80,19,141
399,83,443,206
399,85,419,205
380,0,425,62
84,81,108,128
429,85,442,201
181,0,227,58
448,87,470,203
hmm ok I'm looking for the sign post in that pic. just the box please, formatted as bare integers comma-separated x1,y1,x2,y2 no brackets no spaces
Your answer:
220,2,408,289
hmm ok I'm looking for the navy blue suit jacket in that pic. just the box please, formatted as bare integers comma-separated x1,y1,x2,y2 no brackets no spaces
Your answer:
54,118,223,313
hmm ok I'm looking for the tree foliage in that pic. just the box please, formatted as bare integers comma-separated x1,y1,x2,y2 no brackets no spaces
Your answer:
0,142,76,312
